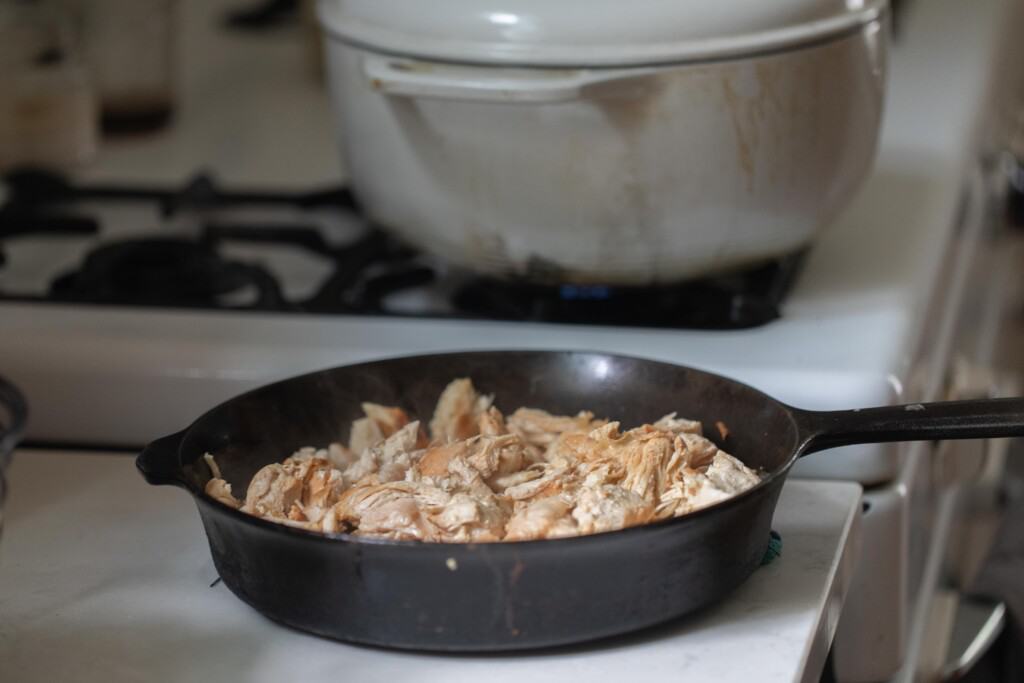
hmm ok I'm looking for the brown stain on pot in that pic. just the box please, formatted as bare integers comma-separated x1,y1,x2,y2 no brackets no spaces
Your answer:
591,73,667,269
720,76,755,190
720,61,784,193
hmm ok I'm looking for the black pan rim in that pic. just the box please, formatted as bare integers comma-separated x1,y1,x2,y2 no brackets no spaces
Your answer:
178,348,800,549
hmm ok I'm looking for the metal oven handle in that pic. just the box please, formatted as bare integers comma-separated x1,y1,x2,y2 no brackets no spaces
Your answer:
940,598,1006,681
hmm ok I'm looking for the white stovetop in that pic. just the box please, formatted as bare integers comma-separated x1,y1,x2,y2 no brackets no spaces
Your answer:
0,449,862,683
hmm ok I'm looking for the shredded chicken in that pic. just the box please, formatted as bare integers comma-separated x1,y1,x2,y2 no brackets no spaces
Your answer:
429,378,493,443
572,484,654,536
651,412,704,436
507,408,607,451
203,377,761,542
504,496,578,541
202,452,242,509
340,421,427,486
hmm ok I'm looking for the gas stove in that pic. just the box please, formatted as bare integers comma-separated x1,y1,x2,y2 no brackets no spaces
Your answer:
0,0,1022,680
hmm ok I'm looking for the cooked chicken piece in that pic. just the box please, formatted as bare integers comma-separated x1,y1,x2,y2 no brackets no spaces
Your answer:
547,423,730,515
477,406,507,437
347,402,413,454
405,443,514,541
345,402,414,454
466,434,526,481
677,432,721,469
326,442,356,470
547,421,636,457
202,454,244,510
618,431,678,503
330,476,507,543
577,458,627,488
504,496,578,541
348,417,383,455
426,491,507,542
547,421,623,464
301,465,346,523
203,452,225,479
357,498,433,540
242,463,304,518
477,406,551,466
658,470,734,516
507,408,607,450
363,402,410,434
333,482,440,541
502,462,573,502
205,478,241,509
283,446,318,464
343,421,426,486
705,452,761,494
413,450,510,535
651,412,703,436
415,440,470,478
592,426,716,476
571,484,654,535
489,467,544,493
252,452,347,524
429,378,493,443
657,453,760,517
286,446,350,473
414,433,527,486
321,506,342,534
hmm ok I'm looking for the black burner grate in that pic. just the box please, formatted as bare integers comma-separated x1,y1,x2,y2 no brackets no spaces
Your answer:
451,251,805,329
48,238,286,309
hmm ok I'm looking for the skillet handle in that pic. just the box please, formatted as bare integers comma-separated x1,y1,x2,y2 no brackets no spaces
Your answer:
794,397,1024,455
136,430,189,488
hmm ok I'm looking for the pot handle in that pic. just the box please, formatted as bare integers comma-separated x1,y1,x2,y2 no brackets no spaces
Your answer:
136,429,189,488
362,54,647,104
794,397,1024,455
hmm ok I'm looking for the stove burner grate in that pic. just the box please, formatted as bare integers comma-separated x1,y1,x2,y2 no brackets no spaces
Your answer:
49,238,285,309
451,252,805,330
0,169,807,329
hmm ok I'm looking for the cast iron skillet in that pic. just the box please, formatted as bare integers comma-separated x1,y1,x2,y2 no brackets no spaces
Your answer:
136,351,1024,651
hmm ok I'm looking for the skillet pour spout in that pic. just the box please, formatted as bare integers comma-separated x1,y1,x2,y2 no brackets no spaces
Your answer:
135,351,1024,651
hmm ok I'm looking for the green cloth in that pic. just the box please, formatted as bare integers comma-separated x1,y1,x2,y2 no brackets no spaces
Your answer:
761,531,783,566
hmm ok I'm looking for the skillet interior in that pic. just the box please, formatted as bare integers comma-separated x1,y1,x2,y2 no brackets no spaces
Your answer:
180,351,800,495
168,351,804,650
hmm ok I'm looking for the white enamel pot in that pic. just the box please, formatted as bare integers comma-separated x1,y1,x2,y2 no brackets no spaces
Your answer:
318,1,888,285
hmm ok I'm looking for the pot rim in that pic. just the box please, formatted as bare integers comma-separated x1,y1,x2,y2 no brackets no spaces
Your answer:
318,0,887,69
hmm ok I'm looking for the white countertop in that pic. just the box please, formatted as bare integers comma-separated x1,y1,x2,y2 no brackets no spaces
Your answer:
0,449,862,683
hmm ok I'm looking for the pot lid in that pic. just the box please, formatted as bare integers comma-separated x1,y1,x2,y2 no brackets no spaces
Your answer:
317,0,888,67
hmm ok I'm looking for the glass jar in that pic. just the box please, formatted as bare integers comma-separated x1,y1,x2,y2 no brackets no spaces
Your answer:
0,0,98,170
75,0,177,134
